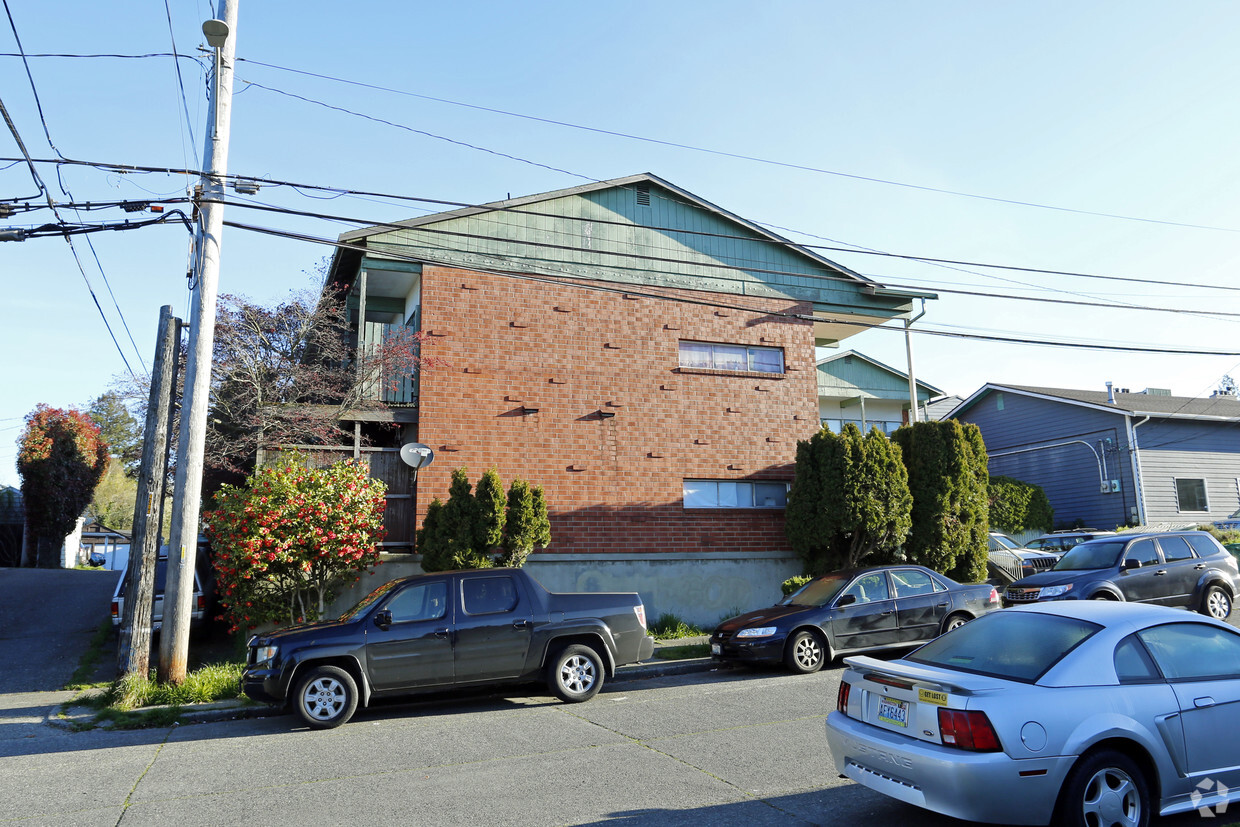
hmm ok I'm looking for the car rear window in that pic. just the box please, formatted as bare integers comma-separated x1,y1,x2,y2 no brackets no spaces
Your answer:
1186,533,1223,558
1054,541,1125,571
908,611,1101,682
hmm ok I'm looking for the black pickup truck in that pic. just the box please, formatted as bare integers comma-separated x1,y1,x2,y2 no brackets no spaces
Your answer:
242,568,655,728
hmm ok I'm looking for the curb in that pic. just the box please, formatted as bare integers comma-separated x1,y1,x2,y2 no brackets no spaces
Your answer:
45,653,726,730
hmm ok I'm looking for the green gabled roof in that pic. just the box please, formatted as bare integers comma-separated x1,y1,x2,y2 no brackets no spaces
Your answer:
817,350,943,401
333,173,934,323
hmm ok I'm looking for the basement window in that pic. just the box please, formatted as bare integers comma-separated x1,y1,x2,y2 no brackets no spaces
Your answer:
1175,478,1209,513
679,341,784,374
684,479,789,509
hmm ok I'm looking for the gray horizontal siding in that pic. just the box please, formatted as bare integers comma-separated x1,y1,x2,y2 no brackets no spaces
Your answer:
1139,449,1240,523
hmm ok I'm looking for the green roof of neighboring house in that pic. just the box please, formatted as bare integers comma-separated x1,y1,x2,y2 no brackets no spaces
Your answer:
817,350,943,402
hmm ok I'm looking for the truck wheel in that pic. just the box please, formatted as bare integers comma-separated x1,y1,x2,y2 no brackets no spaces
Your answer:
547,644,604,703
294,666,358,729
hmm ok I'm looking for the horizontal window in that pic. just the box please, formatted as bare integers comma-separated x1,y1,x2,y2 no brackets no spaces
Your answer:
683,479,788,509
679,341,784,374
820,418,903,436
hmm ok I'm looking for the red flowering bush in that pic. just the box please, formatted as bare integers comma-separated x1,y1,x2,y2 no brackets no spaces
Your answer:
205,455,386,632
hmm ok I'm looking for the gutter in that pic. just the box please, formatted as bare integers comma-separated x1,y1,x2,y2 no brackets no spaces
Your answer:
1127,415,1150,526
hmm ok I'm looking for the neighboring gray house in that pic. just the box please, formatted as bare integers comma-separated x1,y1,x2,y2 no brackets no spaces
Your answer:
949,384,1240,530
817,350,943,434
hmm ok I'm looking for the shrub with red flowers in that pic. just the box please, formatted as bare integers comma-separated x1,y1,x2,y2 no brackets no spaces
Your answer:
205,454,387,632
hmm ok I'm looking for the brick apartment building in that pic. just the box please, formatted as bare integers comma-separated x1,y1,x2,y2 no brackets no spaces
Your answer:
320,174,934,622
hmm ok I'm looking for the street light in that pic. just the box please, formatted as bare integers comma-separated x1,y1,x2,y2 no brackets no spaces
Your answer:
202,19,230,139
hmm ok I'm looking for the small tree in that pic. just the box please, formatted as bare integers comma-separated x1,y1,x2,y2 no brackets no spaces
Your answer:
88,392,143,477
17,404,110,568
785,424,912,573
418,468,492,571
892,419,989,582
500,478,551,567
989,475,1054,535
205,454,386,631
475,468,507,551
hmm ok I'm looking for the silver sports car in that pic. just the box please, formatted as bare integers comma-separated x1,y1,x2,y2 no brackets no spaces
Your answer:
826,601,1240,827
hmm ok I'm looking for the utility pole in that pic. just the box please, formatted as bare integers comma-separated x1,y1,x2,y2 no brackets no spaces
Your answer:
118,306,181,677
160,0,238,684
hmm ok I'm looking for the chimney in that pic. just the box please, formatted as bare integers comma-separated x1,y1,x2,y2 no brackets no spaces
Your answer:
1106,381,1115,404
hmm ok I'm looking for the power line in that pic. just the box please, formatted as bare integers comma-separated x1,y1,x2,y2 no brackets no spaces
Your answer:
211,196,1240,323
236,56,1240,235
217,215,1240,357
1,0,144,378
12,155,1240,296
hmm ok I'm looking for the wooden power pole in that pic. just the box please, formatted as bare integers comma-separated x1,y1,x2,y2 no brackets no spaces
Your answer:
117,306,181,677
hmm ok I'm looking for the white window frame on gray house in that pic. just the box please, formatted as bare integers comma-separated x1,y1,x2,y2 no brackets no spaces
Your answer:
683,479,789,509
679,341,784,374
1174,477,1209,513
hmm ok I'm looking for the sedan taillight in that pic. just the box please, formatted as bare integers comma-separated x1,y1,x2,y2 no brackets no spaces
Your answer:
837,680,851,714
987,587,1000,605
938,708,1001,751
634,604,646,629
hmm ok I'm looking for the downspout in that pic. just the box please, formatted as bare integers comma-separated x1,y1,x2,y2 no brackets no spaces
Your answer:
905,299,926,423
1127,414,1150,526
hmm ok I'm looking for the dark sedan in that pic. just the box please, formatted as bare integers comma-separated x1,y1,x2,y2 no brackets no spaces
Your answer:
1005,530,1240,619
710,565,1000,674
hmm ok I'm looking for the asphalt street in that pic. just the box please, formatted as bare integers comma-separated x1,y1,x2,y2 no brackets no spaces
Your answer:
0,569,1234,826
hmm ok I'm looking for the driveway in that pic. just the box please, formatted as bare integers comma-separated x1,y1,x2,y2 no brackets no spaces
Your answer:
0,567,120,738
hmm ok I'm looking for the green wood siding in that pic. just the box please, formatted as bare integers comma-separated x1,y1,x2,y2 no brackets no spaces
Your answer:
361,182,911,320
817,356,933,402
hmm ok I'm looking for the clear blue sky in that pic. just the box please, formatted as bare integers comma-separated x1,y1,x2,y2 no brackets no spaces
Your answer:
4,1,1240,487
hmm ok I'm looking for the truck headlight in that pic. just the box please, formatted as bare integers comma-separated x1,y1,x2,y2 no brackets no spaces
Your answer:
252,643,278,665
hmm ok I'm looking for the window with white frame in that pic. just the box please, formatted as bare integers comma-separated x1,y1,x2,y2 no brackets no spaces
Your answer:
683,479,789,509
1175,478,1208,512
679,341,784,374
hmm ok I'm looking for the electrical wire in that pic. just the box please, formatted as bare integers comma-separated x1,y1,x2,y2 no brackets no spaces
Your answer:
1,0,143,378
209,196,1240,323
11,155,1240,297
235,56,1240,235
216,215,1240,357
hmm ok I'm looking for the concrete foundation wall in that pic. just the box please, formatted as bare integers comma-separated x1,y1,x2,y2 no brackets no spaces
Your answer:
324,552,803,629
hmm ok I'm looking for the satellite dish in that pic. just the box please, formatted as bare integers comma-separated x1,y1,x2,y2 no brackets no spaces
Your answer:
399,442,435,470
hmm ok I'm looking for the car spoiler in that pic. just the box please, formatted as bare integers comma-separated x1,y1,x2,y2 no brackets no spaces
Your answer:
842,655,1014,696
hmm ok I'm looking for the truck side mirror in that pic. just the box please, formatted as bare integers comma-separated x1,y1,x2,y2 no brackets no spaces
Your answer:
374,610,392,629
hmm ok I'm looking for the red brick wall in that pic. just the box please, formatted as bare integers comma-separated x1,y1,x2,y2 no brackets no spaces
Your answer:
413,265,823,555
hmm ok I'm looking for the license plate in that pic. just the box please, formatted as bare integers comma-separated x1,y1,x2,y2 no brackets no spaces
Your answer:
711,643,721,656
877,697,909,728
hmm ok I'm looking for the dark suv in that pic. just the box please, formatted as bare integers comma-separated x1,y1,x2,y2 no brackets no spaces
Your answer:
1005,531,1240,619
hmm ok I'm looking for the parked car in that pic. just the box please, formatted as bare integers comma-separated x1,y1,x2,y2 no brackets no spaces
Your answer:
1215,508,1240,530
1005,531,1239,619
1023,530,1114,554
242,568,655,729
987,532,1057,584
709,565,1000,674
826,601,1240,826
110,553,207,633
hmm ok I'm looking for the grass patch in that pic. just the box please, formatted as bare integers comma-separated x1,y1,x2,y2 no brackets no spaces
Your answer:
107,661,245,710
648,612,704,640
655,643,710,660
64,619,115,690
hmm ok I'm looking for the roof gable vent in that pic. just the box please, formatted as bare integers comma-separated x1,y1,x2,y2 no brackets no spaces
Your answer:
635,182,651,207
